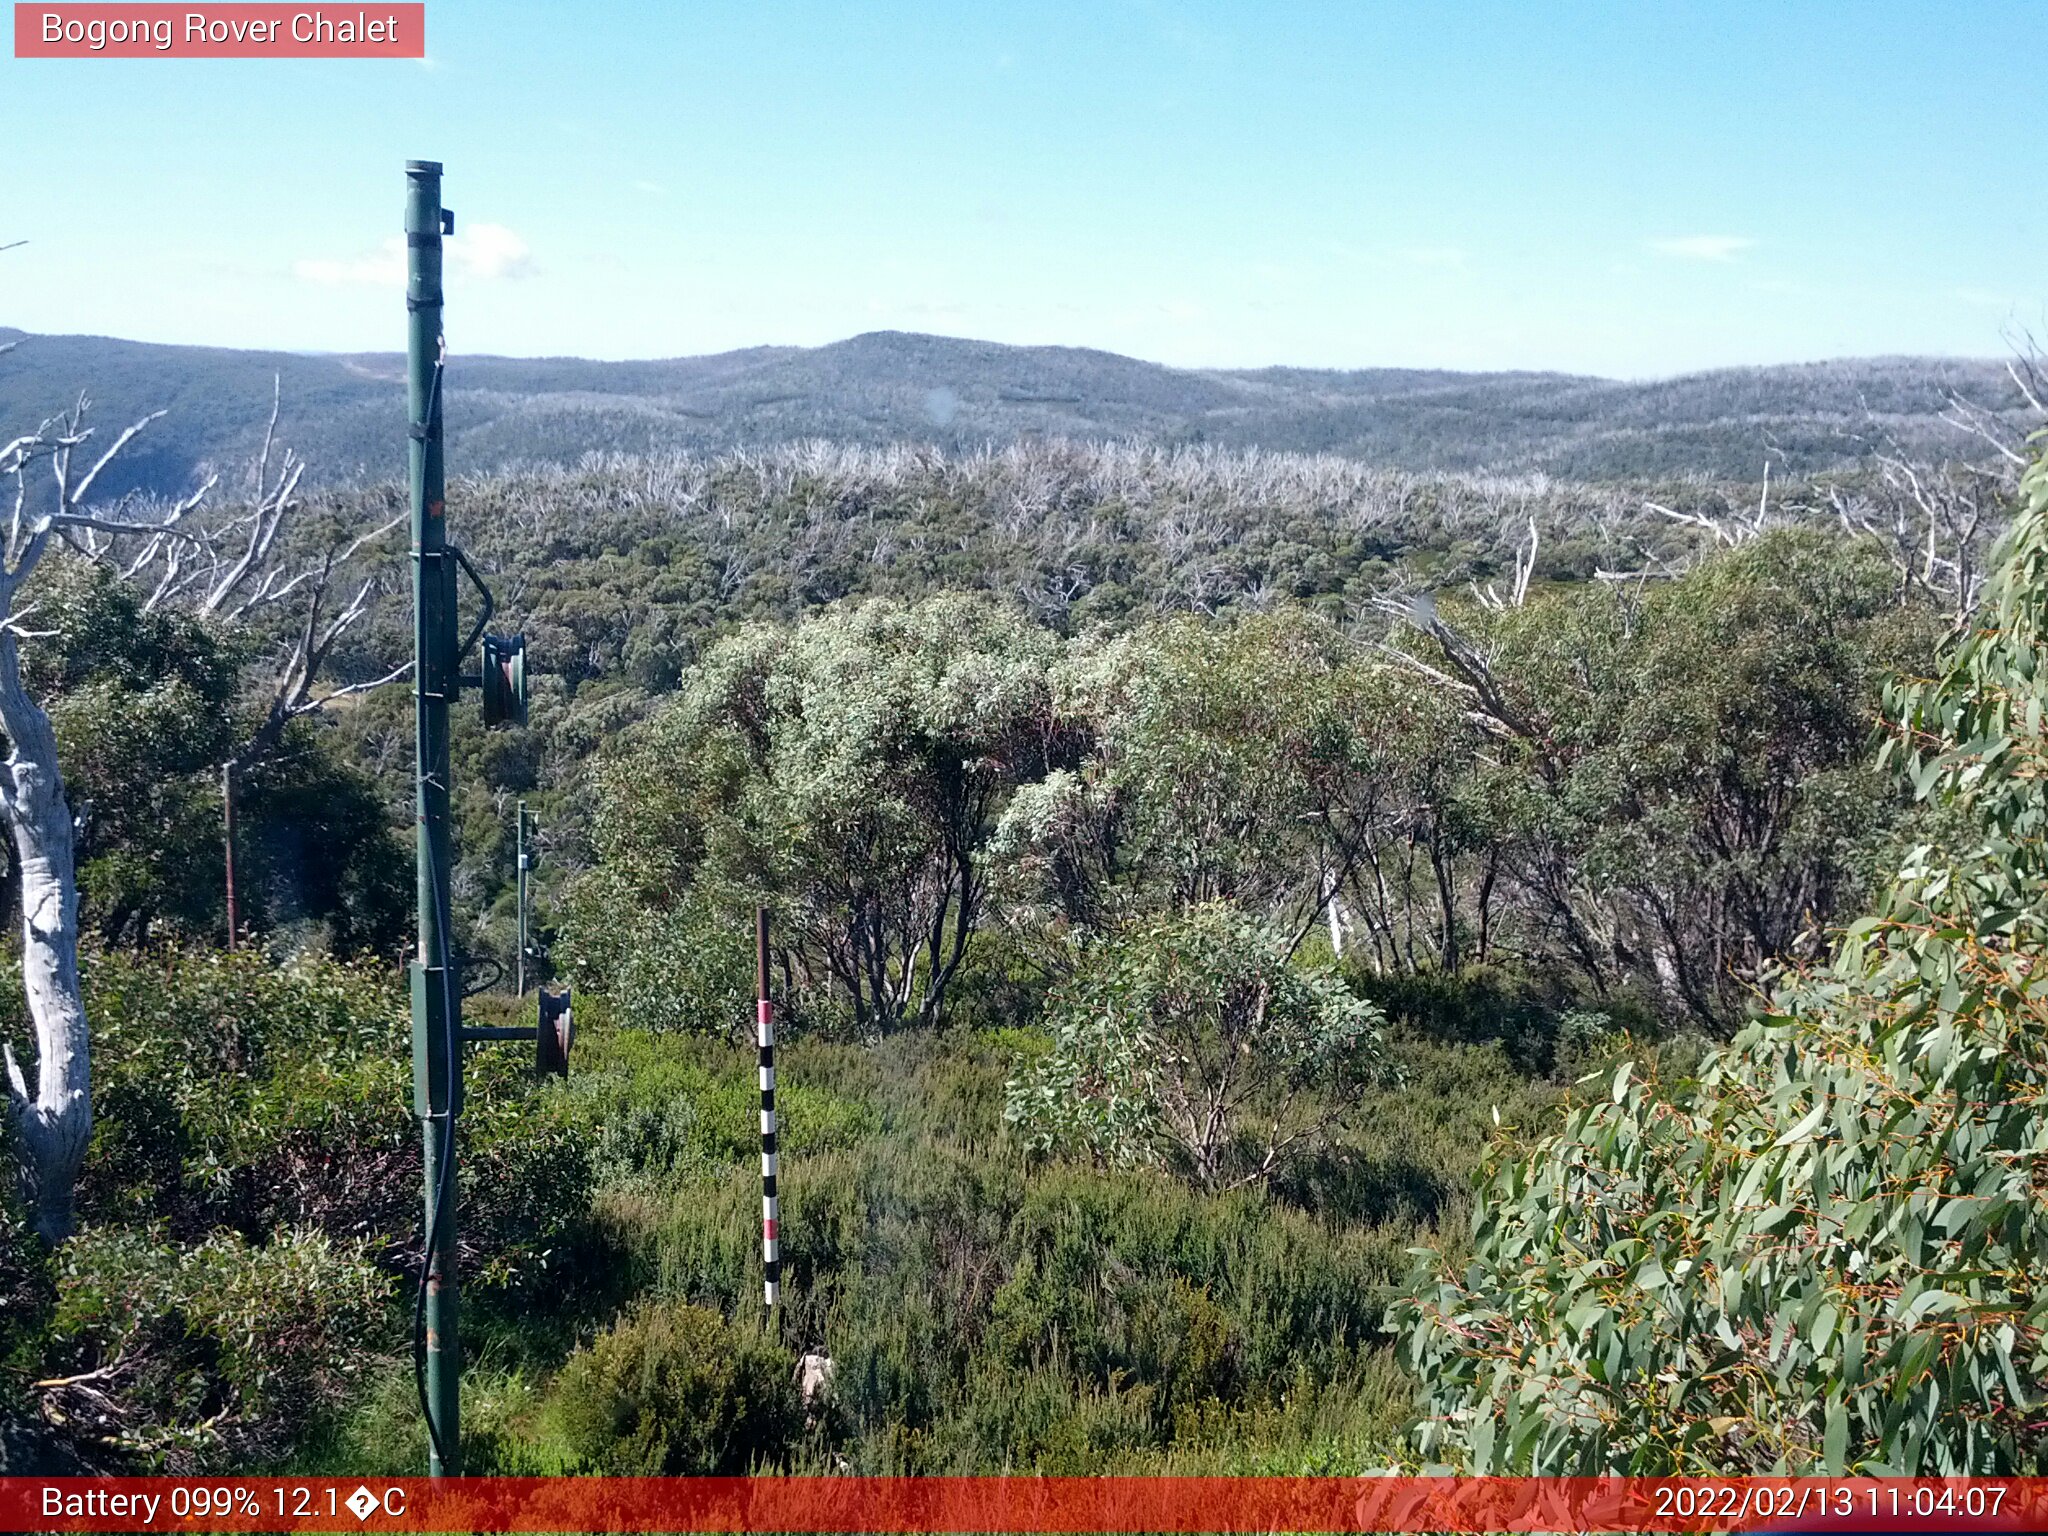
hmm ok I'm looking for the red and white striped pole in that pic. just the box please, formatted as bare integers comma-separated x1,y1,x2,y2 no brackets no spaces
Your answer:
756,907,780,1307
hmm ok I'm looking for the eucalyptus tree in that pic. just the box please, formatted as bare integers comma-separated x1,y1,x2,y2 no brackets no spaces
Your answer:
1380,529,1932,1024
566,593,1073,1035
996,611,1399,944
1400,442,2048,1474
1005,902,1392,1192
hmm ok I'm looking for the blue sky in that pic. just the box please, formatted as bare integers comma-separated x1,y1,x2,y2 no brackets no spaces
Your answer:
1,1,2041,376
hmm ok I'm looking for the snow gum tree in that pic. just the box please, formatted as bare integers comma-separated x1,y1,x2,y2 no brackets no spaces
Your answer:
1400,437,2048,1474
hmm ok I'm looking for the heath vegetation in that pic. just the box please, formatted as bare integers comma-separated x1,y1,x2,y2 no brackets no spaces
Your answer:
2,349,2045,1474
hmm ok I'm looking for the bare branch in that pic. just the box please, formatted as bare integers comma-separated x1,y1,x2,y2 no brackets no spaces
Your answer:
291,660,414,717
1371,594,1542,744
66,410,166,509
1941,390,2028,468
48,510,211,544
2005,359,2046,421
251,374,280,500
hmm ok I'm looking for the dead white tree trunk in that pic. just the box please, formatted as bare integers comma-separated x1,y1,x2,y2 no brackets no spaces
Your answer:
0,607,87,1242
0,382,403,1240
0,406,132,1241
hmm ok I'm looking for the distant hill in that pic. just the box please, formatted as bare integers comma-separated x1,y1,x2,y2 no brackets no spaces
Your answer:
0,327,2027,499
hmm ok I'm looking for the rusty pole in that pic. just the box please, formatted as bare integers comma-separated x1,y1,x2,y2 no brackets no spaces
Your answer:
222,760,238,951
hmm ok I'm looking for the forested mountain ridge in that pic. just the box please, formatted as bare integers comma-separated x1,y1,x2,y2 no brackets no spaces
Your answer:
0,325,2026,496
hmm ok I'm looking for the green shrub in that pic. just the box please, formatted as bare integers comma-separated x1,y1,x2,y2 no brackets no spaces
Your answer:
941,1364,1167,1473
557,877,756,1039
1006,905,1393,1190
561,1025,879,1187
0,1196,55,1365
42,1225,388,1470
1352,962,1653,1076
457,1045,600,1297
550,1300,799,1473
63,948,407,1235
54,949,596,1301
935,933,1052,1036
591,1115,1417,1470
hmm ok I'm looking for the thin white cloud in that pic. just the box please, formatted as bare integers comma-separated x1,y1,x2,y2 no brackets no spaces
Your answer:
451,223,533,280
293,239,404,287
1400,245,1468,270
1649,235,1755,263
293,223,533,287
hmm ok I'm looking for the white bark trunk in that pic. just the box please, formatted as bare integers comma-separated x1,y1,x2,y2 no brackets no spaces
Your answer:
0,631,89,1244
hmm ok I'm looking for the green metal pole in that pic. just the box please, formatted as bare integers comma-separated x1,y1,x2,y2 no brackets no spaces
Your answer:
516,800,528,998
405,158,461,1477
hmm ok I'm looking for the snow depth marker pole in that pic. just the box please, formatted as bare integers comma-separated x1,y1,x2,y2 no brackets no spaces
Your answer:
758,907,781,1307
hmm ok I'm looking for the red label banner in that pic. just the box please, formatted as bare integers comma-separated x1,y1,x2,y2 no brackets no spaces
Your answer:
0,1476,2042,1533
13,4,424,57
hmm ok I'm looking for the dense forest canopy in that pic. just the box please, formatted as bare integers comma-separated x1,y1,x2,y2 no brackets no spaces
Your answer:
1,344,2044,1476
291,427,2012,992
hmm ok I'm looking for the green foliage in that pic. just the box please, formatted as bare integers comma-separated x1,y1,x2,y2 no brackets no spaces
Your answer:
1464,527,1932,1023
562,593,1072,1034
1354,963,1654,1077
997,609,1406,938
557,879,753,1038
0,950,608,1470
68,948,406,1235
40,949,592,1297
594,1137,1415,1471
17,558,407,955
1007,905,1393,1190
560,1024,880,1187
1399,442,2048,1474
546,1008,1532,1475
334,432,1977,986
43,1224,388,1469
28,560,237,945
2,927,1559,1477
550,1300,799,1474
0,393,2001,1479
566,530,1925,1070
228,722,410,958
0,1197,55,1387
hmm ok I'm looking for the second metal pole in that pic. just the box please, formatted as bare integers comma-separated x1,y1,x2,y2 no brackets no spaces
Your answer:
222,760,238,951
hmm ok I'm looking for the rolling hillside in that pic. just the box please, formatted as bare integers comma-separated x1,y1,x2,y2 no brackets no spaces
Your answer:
0,326,2026,499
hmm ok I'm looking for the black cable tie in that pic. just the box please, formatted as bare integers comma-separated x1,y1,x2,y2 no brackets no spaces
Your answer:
405,295,443,312
407,232,441,248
